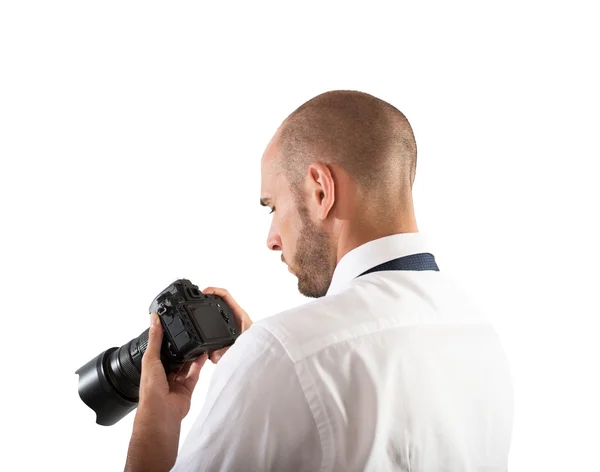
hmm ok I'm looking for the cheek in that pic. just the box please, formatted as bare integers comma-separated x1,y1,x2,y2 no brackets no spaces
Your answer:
279,208,302,255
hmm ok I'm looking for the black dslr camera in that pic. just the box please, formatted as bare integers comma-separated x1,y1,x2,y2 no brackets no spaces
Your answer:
75,279,239,426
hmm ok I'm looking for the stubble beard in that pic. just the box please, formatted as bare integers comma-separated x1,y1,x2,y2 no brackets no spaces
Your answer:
293,203,334,298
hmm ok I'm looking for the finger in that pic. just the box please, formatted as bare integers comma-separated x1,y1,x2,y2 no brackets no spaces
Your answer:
143,312,164,364
167,371,178,383
183,353,209,393
209,346,230,364
167,362,187,383
173,361,193,383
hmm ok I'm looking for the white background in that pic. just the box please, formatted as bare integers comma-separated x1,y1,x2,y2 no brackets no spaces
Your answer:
1,1,599,471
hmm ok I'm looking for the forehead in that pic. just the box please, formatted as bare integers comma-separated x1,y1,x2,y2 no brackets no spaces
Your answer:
260,133,282,196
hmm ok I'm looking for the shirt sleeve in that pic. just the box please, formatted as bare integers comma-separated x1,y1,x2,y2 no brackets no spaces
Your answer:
170,323,322,472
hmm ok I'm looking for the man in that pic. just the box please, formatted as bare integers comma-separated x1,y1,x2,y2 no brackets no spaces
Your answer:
124,90,514,471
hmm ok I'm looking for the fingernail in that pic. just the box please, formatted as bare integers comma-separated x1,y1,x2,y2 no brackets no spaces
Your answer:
150,312,158,327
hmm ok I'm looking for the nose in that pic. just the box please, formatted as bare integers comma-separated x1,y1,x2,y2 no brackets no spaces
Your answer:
267,236,282,252
267,223,282,252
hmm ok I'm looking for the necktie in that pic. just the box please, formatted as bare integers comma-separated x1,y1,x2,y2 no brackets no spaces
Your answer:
356,253,439,279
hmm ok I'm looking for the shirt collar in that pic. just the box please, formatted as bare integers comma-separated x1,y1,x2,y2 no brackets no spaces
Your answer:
326,232,433,296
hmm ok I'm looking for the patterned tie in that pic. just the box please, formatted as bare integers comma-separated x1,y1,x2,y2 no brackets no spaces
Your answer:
356,253,439,279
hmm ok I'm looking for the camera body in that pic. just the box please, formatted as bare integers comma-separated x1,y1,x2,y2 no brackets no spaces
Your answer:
150,279,239,371
75,278,239,426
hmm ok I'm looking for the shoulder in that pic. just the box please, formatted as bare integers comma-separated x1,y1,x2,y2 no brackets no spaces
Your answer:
252,289,363,362
251,271,489,362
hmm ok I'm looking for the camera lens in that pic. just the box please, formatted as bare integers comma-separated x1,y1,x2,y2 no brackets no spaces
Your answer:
75,328,154,426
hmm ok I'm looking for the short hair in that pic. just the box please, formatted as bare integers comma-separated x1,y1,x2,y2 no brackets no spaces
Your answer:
277,90,417,211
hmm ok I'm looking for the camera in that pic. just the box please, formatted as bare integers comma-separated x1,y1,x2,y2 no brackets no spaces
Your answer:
75,279,239,426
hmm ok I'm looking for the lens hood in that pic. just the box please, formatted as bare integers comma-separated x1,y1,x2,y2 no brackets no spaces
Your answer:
75,347,138,426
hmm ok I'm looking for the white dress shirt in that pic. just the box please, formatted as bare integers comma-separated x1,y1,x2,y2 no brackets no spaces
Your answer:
171,232,514,471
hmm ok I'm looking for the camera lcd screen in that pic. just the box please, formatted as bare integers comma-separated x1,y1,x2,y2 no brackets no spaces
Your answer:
189,305,231,340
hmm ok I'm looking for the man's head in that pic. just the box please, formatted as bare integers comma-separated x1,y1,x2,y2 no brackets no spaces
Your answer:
260,90,418,298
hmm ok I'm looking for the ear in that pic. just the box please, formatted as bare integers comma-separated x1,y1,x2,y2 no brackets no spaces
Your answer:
307,163,335,220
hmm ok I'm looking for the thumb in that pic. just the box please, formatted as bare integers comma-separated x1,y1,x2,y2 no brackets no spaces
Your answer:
183,353,209,393
143,312,164,363
210,346,230,364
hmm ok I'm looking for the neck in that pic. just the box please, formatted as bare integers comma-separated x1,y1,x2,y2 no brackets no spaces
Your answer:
334,211,418,265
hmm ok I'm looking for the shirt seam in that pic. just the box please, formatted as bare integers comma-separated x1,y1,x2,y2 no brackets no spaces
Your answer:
254,323,334,472
292,319,493,363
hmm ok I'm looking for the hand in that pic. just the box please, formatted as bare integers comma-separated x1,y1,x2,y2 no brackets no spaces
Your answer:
124,313,207,472
139,312,209,421
202,287,253,364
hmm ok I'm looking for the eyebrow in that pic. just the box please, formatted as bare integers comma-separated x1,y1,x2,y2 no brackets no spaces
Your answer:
260,197,272,207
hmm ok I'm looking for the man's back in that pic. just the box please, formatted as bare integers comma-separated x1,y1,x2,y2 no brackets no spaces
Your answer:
261,269,513,471
173,234,514,471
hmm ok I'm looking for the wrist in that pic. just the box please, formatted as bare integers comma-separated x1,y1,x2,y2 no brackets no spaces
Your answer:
125,404,182,472
137,399,183,429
